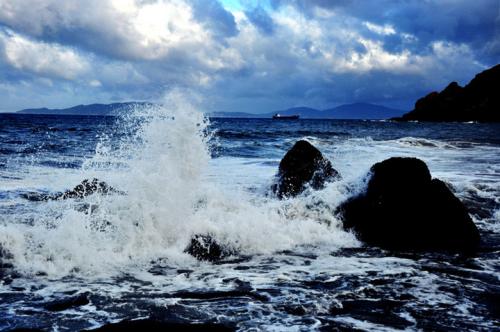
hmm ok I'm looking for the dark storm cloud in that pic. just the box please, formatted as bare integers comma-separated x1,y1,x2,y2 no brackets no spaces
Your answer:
273,0,500,61
245,6,275,35
191,0,239,38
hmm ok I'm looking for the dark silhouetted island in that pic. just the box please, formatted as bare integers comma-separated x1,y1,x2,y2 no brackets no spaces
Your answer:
396,64,500,122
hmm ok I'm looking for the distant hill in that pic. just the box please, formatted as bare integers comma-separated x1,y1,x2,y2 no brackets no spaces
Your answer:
321,103,404,119
396,64,500,122
208,107,321,118
18,102,151,116
18,101,404,120
209,111,261,118
211,103,404,119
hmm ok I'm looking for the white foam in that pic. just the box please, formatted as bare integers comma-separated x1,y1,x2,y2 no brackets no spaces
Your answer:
0,93,358,277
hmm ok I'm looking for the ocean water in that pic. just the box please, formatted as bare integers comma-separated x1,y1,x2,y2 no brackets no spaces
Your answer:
0,101,499,331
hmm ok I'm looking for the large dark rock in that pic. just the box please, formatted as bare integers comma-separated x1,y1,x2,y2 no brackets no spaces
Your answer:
22,178,120,201
272,140,340,198
338,157,480,253
84,318,234,332
397,64,500,122
185,234,235,262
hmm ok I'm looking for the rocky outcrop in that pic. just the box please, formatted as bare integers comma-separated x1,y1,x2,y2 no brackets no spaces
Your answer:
272,140,340,198
22,178,120,201
337,157,480,253
397,64,500,122
185,234,235,262
56,178,117,199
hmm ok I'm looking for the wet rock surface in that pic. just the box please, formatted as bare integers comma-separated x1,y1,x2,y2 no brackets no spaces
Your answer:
85,318,235,332
338,157,480,253
3,248,499,331
0,246,15,281
273,140,340,198
185,234,236,262
44,293,90,312
21,178,121,201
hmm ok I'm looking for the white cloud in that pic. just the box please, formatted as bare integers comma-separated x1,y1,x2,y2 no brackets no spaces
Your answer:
0,0,229,62
89,79,102,87
364,22,396,36
0,30,89,80
333,38,419,73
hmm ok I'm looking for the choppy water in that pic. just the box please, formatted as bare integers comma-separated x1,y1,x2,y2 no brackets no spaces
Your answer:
0,100,499,331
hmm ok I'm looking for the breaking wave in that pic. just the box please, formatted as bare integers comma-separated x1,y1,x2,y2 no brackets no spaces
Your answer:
0,93,357,277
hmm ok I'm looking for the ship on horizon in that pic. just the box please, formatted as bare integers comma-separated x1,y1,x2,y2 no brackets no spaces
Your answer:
272,113,300,120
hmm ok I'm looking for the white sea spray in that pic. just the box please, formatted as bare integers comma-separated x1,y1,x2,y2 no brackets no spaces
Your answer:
0,92,358,277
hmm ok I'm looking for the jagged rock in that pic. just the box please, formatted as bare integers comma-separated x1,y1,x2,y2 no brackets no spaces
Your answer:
337,157,480,253
185,234,235,262
397,64,500,122
272,140,340,198
55,178,117,199
21,178,120,201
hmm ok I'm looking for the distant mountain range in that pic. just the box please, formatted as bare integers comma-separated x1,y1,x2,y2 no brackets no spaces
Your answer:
18,102,152,116
204,103,404,119
18,102,405,120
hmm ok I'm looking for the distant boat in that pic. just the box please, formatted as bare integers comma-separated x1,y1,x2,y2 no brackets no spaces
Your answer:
272,113,300,120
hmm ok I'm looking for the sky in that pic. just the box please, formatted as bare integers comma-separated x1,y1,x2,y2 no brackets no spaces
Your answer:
0,0,498,113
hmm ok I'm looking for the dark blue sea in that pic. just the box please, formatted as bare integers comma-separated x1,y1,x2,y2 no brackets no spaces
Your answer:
0,107,499,331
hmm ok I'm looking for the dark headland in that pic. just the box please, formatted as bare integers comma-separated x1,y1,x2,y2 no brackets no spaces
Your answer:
395,64,500,122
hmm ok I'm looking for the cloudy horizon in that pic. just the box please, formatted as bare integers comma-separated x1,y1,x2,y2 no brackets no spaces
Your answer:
0,0,498,113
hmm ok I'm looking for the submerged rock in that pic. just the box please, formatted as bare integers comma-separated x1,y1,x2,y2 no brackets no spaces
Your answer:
272,140,340,198
329,299,413,329
0,245,14,279
44,293,90,311
185,234,235,262
22,178,120,201
56,178,116,199
337,157,480,253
